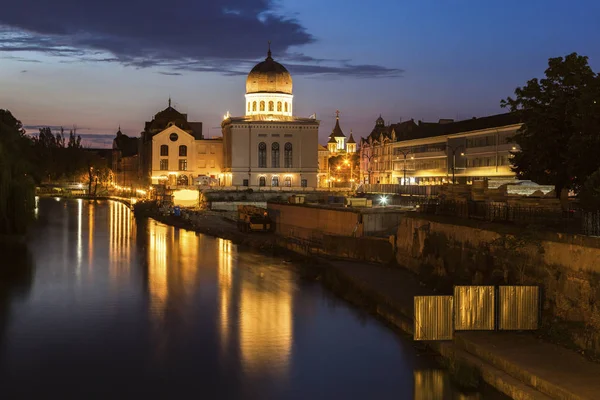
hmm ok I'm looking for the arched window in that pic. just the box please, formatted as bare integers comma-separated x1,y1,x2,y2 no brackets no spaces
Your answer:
272,176,279,187
284,176,292,187
284,102,288,112
277,101,282,112
179,145,187,156
252,101,257,112
271,142,280,168
247,102,250,112
260,101,265,111
259,176,266,187
258,142,267,168
177,175,189,186
160,145,168,156
284,142,292,168
268,101,274,112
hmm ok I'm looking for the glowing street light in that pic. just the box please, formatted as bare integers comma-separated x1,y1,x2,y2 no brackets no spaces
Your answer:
379,195,388,206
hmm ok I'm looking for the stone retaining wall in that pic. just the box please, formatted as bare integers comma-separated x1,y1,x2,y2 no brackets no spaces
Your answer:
396,213,600,358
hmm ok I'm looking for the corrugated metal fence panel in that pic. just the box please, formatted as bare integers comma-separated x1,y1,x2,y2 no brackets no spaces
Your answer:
454,286,495,331
413,370,451,400
414,296,454,341
498,286,540,330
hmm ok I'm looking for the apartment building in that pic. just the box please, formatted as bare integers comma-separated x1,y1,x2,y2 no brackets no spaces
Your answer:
360,113,523,185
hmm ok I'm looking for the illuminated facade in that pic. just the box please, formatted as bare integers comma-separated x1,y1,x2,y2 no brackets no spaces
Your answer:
359,113,523,185
221,46,320,188
322,112,356,155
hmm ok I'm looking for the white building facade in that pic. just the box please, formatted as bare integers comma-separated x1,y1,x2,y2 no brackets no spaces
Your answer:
221,47,319,188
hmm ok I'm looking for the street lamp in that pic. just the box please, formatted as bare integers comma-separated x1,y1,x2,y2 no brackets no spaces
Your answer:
447,145,465,184
395,149,412,185
362,152,376,184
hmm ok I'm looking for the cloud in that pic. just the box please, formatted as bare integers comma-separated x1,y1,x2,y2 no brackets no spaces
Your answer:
158,71,183,76
0,1,402,78
21,69,27,73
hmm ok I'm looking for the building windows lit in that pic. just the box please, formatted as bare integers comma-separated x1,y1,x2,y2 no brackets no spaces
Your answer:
269,101,274,112
272,176,279,187
260,101,265,111
258,142,267,168
179,159,188,171
271,142,280,168
179,145,187,156
284,142,292,168
259,176,266,186
160,159,168,170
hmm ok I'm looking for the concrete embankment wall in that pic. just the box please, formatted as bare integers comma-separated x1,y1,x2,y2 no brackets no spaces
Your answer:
267,202,404,238
211,201,267,211
396,213,600,357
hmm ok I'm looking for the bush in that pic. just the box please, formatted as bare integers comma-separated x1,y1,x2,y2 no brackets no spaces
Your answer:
579,168,600,210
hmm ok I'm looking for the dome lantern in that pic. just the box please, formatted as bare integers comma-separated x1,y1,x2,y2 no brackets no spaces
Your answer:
245,42,294,117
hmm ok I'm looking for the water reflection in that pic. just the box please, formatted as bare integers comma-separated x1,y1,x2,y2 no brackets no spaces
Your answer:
0,242,34,352
218,238,233,353
239,262,293,376
148,221,168,320
0,200,508,399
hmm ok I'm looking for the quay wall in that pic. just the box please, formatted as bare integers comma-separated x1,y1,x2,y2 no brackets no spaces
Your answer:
396,213,600,357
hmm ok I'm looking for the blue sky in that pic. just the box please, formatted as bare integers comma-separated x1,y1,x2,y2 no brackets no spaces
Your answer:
1,0,599,147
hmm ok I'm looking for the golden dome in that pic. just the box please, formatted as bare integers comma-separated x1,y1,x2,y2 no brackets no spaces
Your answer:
246,47,292,95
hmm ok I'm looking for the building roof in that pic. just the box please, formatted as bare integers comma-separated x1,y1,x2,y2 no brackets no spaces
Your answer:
327,136,337,144
331,112,346,138
144,102,192,133
318,144,329,152
246,44,292,95
222,114,319,126
188,122,203,140
347,131,356,144
362,112,524,145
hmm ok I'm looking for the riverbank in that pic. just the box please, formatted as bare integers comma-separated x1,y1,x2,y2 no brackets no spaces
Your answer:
133,205,600,399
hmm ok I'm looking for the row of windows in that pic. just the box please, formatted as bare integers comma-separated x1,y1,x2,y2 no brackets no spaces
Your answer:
248,101,289,113
247,176,307,187
466,132,513,148
258,142,293,168
466,156,512,167
160,144,217,156
160,144,187,157
159,159,216,171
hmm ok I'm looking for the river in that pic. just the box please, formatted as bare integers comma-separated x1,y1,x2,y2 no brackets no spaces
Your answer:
0,199,507,399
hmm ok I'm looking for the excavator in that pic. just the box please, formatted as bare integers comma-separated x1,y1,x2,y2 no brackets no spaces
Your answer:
237,205,273,233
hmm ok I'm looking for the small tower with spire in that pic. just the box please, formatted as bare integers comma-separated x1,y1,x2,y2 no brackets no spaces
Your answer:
346,130,357,154
330,110,346,152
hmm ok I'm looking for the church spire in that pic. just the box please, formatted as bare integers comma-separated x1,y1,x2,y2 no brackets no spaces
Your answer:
168,97,172,108
267,41,272,60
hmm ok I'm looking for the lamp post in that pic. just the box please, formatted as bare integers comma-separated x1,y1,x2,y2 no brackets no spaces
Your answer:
362,152,376,184
447,145,465,184
395,149,412,185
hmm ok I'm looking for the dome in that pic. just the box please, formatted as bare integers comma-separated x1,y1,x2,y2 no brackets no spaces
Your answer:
246,47,292,95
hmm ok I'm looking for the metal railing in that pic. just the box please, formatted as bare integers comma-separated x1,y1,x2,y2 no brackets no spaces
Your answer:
360,184,441,196
421,199,582,233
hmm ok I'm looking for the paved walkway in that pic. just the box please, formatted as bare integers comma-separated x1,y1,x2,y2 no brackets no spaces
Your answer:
327,260,600,400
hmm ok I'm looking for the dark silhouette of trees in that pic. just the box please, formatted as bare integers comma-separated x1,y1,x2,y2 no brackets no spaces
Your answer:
501,53,600,197
0,110,35,235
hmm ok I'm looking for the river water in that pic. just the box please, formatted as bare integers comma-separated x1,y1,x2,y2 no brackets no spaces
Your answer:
0,199,507,399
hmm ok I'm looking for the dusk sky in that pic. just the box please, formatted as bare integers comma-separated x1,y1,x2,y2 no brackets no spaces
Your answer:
1,0,600,147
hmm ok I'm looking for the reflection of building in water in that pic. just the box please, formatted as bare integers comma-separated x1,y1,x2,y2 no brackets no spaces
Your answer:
414,370,450,400
146,220,201,323
239,266,293,374
218,238,233,352
88,202,94,267
109,201,134,280
148,221,169,319
413,370,481,400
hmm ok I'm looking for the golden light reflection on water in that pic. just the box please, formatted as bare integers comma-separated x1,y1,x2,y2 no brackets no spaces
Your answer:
109,201,134,282
239,264,293,375
218,238,233,352
88,202,94,268
148,221,168,319
414,370,450,400
413,370,482,400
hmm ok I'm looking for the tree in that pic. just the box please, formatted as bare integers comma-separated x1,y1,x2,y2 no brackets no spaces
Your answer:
0,110,35,235
501,53,600,197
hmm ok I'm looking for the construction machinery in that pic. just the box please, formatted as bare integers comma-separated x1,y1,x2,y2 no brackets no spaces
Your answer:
237,205,273,233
